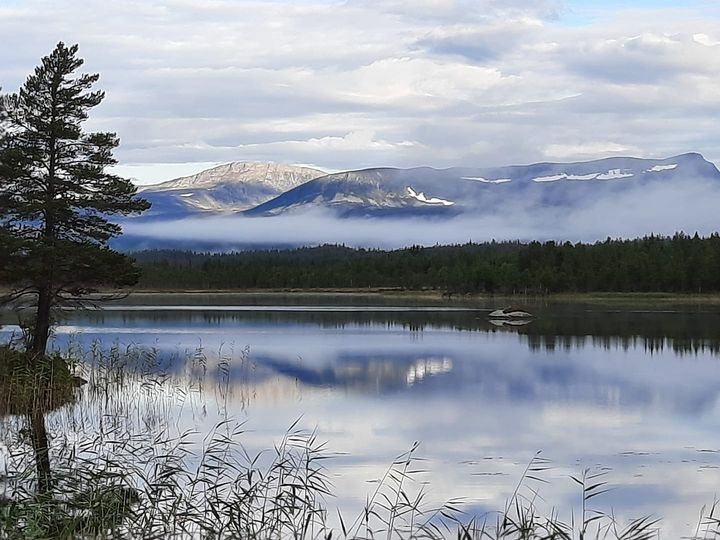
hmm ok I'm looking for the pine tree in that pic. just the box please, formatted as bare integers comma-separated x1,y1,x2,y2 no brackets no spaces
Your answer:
0,42,150,356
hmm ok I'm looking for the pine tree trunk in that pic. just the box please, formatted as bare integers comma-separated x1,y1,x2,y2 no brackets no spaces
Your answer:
29,407,52,494
30,75,57,359
31,287,52,357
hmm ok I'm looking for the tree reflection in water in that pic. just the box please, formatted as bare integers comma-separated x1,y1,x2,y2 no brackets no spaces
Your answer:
0,346,339,538
0,337,716,539
28,408,51,496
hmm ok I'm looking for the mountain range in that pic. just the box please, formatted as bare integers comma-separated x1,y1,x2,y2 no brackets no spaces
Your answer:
116,152,720,250
134,152,719,221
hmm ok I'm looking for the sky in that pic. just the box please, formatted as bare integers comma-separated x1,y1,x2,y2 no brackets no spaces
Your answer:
1,0,719,185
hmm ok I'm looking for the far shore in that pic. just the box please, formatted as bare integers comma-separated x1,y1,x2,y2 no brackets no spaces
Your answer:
109,289,720,306
5,288,720,307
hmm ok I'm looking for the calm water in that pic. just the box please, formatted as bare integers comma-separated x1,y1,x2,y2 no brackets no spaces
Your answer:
3,297,720,536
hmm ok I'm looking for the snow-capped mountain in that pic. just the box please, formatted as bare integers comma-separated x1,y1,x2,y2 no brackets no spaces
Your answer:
137,162,325,218
116,152,720,250
246,153,719,217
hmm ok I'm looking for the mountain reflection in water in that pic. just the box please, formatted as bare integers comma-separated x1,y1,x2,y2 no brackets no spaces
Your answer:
2,302,720,537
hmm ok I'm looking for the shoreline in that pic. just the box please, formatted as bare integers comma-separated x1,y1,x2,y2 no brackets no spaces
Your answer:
115,289,720,305
6,287,720,306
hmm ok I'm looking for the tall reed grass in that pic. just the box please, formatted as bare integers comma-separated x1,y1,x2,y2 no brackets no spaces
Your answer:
0,342,719,539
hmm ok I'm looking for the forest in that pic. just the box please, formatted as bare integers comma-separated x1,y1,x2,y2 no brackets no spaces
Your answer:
132,232,720,294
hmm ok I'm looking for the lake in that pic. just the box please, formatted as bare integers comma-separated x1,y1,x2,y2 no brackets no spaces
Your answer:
2,295,720,537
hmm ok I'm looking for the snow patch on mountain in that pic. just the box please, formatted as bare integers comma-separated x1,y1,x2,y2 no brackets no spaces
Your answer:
533,174,567,183
533,169,635,182
597,169,634,180
462,176,512,184
406,187,454,206
646,164,678,172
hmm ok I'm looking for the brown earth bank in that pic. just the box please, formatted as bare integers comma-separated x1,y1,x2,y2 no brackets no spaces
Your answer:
104,289,720,307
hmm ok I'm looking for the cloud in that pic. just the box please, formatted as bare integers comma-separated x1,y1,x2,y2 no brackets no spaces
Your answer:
416,18,544,62
562,32,720,84
118,130,425,169
544,142,640,160
356,0,561,21
1,0,719,181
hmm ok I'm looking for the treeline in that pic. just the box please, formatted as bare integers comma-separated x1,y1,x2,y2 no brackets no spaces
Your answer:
132,233,720,294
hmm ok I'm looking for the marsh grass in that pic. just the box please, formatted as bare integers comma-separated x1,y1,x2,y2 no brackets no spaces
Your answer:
0,345,78,416
0,342,719,539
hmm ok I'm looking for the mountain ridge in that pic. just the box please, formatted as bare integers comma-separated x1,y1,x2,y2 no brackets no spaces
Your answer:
245,152,718,217
140,162,325,192
136,162,325,217
117,152,720,250
131,152,719,221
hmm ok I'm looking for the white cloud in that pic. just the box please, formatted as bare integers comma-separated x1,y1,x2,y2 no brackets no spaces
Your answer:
544,142,640,160
1,0,719,183
111,162,223,185
693,33,720,47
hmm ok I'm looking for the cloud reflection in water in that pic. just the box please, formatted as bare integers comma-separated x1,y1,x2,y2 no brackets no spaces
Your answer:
2,304,720,536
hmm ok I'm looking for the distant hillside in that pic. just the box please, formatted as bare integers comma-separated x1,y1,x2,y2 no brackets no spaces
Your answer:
137,162,325,219
246,153,719,217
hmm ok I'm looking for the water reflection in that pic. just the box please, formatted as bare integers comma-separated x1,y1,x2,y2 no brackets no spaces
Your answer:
4,303,718,355
2,303,720,537
0,358,76,499
29,409,52,495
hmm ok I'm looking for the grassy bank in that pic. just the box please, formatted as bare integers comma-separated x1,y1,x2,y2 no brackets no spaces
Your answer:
6,288,720,312
113,289,720,307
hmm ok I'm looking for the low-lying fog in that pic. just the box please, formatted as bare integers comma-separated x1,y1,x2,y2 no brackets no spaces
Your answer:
121,177,720,249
